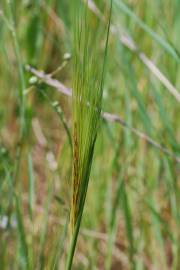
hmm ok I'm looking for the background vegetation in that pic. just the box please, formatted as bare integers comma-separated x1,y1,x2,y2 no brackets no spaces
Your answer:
0,0,179,269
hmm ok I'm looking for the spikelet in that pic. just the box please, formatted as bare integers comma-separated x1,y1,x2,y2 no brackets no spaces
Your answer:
70,0,111,237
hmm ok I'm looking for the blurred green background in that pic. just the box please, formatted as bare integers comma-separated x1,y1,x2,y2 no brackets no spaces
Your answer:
0,0,179,269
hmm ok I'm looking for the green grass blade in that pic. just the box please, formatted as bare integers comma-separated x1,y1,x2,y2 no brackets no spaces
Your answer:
28,151,34,220
15,194,29,269
121,183,135,269
114,0,180,63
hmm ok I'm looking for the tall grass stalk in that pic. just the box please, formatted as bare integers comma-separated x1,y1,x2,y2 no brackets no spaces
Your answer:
66,0,112,268
7,0,26,137
7,0,27,185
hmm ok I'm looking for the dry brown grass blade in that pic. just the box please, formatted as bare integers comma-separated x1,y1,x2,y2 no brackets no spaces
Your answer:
25,65,180,163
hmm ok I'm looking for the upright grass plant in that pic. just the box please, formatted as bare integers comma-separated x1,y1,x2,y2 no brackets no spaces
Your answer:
4,2,30,268
66,0,112,268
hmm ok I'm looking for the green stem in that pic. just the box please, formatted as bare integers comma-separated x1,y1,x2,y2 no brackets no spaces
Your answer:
7,0,27,188
7,0,26,136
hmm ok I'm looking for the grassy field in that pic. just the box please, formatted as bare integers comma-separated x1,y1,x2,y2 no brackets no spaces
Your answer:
0,0,179,269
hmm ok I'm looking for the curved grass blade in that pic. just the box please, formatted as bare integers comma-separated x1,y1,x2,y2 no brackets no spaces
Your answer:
114,0,180,63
